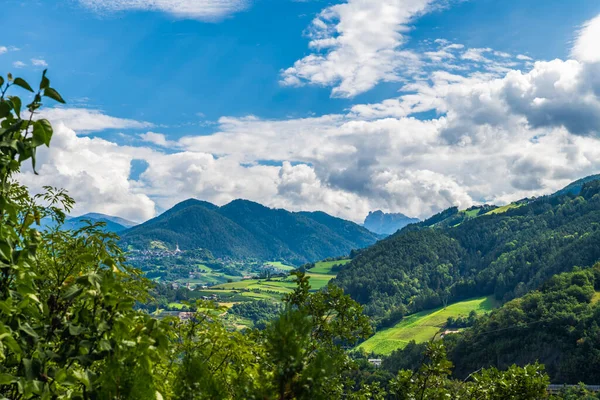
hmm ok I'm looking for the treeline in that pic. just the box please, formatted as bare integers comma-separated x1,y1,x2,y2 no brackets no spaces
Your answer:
335,181,600,325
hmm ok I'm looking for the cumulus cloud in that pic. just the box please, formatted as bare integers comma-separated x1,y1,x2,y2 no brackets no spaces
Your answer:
39,108,153,133
18,123,157,222
12,61,26,68
280,0,436,98
572,14,600,63
15,9,600,224
139,132,178,147
78,0,250,21
31,58,48,67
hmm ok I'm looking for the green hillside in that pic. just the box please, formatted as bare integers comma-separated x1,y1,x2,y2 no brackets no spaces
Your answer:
357,296,495,355
448,266,600,384
120,199,380,264
334,177,600,325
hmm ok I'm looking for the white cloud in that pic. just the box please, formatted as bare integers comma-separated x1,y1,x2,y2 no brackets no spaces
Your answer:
572,14,600,63
78,0,250,21
18,123,157,223
39,108,153,133
461,47,492,62
139,131,177,147
0,47,7,55
280,0,436,98
15,11,600,225
12,61,26,68
31,58,48,67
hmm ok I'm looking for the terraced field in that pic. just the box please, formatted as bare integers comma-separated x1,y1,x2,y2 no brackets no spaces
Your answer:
208,259,345,306
357,296,496,355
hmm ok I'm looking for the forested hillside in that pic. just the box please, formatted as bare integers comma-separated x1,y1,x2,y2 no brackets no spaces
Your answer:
335,179,600,324
120,199,380,264
447,265,600,384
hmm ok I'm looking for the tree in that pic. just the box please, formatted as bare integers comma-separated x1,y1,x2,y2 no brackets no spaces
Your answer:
0,71,168,399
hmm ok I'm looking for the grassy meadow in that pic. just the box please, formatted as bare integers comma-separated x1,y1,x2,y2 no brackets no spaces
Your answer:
357,296,496,355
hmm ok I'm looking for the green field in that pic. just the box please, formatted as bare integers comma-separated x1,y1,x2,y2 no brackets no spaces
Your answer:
484,203,524,215
207,261,340,308
357,296,496,355
265,261,296,271
309,259,350,275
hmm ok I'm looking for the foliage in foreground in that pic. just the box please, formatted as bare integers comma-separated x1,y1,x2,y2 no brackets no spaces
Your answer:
0,71,556,399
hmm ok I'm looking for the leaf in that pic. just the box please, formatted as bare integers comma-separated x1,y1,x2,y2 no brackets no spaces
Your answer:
62,285,83,301
0,76,4,87
19,323,39,340
0,102,11,119
0,373,16,385
39,70,49,90
0,333,21,355
43,88,65,104
13,78,34,93
68,324,85,336
32,119,53,147
72,369,91,389
8,96,21,119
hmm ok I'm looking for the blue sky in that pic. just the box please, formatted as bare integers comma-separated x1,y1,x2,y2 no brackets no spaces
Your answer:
7,0,600,223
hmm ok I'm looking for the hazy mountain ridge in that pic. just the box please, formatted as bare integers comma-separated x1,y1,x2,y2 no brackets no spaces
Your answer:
119,199,380,264
363,210,420,235
39,212,138,233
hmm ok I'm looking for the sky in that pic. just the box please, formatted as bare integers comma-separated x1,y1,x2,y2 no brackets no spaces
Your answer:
5,0,600,223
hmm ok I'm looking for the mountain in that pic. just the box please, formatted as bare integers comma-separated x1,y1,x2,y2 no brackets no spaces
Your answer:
78,213,137,228
119,199,380,264
363,210,420,235
39,213,137,233
333,175,600,324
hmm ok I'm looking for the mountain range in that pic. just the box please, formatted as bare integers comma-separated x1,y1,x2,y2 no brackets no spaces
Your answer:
363,210,420,235
119,199,381,264
40,213,138,233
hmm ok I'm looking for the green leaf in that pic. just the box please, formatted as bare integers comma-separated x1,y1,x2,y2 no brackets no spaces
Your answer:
72,369,91,389
68,324,85,336
8,96,21,119
19,323,39,340
13,78,34,93
0,101,11,119
62,285,83,301
0,373,16,385
43,88,65,104
39,70,49,90
0,333,22,355
0,76,4,88
32,119,53,147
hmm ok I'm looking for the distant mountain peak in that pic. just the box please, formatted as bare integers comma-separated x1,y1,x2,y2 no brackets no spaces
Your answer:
77,213,137,228
364,210,420,236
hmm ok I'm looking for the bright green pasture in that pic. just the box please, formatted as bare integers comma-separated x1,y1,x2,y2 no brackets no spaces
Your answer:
357,296,496,355
265,261,296,271
485,203,524,215
309,259,350,275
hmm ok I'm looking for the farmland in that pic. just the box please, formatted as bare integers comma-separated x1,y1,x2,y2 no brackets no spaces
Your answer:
357,296,496,355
